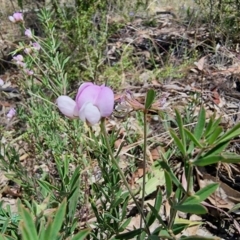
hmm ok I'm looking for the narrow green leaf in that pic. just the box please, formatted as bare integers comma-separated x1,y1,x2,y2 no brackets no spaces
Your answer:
202,140,229,157
180,236,220,240
164,171,172,199
115,229,143,239
193,155,221,166
204,116,222,139
183,183,219,204
158,161,185,193
147,204,167,228
146,189,162,226
49,199,67,239
194,107,205,140
71,229,91,240
172,223,188,235
204,116,214,137
145,89,156,109
174,204,207,214
119,218,131,232
206,126,223,144
18,205,38,240
221,152,240,163
175,109,186,150
169,129,186,156
216,122,240,144
184,128,203,148
193,153,240,166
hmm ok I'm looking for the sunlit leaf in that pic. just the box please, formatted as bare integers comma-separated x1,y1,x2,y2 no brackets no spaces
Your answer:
194,107,205,140
18,204,38,240
48,199,67,239
174,204,207,214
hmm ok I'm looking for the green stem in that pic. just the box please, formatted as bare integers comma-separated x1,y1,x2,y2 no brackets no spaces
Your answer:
100,118,150,235
140,110,147,229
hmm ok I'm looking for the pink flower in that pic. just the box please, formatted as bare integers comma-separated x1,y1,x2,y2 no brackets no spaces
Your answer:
56,82,114,125
13,54,24,62
9,12,23,23
7,108,16,120
24,48,32,54
12,54,26,67
25,29,32,38
32,42,41,51
24,69,34,75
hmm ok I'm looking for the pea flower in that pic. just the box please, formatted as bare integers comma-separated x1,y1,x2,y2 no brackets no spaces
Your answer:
25,29,32,38
12,54,26,68
9,12,23,23
7,108,16,120
32,42,41,51
56,82,114,125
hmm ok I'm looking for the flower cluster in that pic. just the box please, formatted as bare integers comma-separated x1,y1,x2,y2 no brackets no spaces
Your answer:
57,82,114,125
9,12,23,23
8,12,42,75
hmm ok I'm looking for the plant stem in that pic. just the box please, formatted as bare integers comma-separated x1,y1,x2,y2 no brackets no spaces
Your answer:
140,110,147,229
100,118,150,235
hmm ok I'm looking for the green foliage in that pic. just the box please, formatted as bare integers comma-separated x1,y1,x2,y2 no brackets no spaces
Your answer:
1,0,240,239
195,0,240,40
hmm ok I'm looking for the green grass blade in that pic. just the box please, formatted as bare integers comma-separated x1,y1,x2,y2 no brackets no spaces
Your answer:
194,107,205,140
175,109,186,151
169,128,186,156
216,122,240,144
145,89,156,110
71,229,91,240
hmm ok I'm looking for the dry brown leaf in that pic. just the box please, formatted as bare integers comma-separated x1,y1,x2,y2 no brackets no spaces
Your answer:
199,173,240,209
150,146,160,160
194,56,206,71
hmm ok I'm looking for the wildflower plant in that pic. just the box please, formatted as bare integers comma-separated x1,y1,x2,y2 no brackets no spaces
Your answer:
2,3,240,240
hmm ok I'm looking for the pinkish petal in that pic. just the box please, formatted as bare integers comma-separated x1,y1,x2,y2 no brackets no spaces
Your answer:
96,86,114,117
13,12,23,21
79,102,101,125
75,84,100,110
9,16,15,22
56,96,78,118
75,82,93,104
25,29,32,38
7,108,16,120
